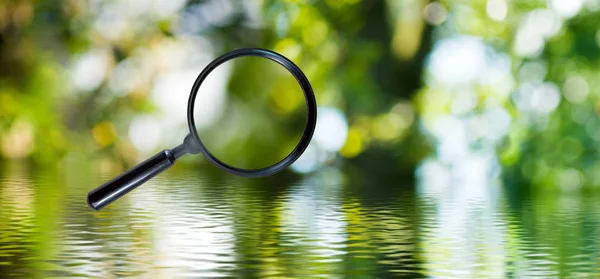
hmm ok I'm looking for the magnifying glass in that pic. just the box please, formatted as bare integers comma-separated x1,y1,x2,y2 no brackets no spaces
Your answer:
87,48,317,210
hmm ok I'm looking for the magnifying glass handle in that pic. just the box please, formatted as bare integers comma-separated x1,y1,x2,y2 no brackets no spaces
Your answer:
87,134,201,211
88,148,181,211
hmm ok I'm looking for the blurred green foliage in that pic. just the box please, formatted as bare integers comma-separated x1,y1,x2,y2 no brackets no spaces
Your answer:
2,0,600,190
0,0,428,175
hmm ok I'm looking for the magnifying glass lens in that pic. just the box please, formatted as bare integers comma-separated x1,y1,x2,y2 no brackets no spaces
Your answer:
193,56,306,170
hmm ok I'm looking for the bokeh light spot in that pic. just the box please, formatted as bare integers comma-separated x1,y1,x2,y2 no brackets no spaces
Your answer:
1,120,34,159
531,82,561,113
513,9,562,57
340,128,364,158
373,112,407,142
428,36,486,85
514,28,545,57
71,49,112,92
129,116,162,153
550,0,584,18
269,77,304,114
556,168,582,192
423,2,447,26
486,0,508,22
290,144,319,174
274,38,302,62
302,20,329,48
518,60,547,82
92,121,116,147
392,102,415,127
514,82,561,114
314,107,348,152
563,75,589,104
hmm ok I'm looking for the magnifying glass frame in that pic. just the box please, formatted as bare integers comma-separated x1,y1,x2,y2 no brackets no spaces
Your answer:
87,48,317,210
187,48,317,177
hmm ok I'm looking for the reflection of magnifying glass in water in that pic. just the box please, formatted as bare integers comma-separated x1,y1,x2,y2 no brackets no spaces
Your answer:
87,48,317,210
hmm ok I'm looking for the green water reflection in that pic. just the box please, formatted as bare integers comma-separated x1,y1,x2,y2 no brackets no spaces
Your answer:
1,162,599,278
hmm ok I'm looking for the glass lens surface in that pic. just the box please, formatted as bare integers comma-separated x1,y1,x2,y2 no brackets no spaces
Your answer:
193,55,306,170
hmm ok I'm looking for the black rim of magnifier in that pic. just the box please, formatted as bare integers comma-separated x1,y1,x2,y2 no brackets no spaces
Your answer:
187,48,317,177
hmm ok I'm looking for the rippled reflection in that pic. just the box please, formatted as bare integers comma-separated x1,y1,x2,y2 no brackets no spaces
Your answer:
1,163,600,277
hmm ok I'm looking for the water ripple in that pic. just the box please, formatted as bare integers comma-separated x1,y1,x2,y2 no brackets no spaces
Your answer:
1,167,600,277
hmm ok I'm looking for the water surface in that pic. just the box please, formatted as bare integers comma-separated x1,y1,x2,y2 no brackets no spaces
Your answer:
0,163,599,278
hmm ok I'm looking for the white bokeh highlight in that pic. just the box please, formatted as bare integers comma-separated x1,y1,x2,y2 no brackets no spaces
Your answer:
71,49,111,92
550,0,584,18
427,36,486,85
291,106,348,174
486,0,508,21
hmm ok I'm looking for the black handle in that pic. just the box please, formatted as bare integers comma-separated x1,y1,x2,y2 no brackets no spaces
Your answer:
87,149,177,210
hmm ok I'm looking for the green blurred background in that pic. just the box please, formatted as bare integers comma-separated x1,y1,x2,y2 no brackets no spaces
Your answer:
3,0,600,277
3,0,600,191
